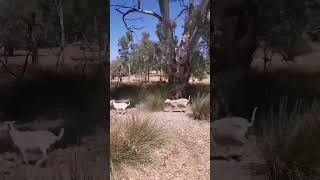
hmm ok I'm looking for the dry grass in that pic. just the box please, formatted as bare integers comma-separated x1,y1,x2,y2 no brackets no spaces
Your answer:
0,151,105,180
144,93,165,112
110,114,168,180
191,93,210,120
250,98,320,180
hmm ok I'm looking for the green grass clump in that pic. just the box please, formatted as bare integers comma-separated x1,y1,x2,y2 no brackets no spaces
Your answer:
191,93,210,120
110,114,167,179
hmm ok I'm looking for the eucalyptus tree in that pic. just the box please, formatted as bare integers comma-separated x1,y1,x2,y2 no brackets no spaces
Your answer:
112,0,210,98
118,31,133,80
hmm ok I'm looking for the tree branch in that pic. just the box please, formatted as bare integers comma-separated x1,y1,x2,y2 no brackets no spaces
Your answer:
112,3,163,32
174,7,189,20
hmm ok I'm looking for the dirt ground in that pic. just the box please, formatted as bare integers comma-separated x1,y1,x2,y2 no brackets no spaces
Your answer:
111,109,210,180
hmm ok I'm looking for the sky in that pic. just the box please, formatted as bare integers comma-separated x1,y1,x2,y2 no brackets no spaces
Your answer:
110,0,196,61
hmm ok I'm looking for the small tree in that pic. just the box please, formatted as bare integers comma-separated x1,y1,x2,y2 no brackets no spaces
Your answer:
118,31,133,81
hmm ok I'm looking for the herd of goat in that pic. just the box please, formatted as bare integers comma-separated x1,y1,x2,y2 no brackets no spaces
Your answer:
0,95,258,166
110,95,192,114
0,95,192,167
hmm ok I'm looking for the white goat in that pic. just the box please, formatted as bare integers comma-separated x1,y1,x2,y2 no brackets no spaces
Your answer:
213,107,258,146
110,100,130,114
4,121,64,166
164,95,191,111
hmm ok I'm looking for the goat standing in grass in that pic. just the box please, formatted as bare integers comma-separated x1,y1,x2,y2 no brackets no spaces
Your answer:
164,96,191,112
4,121,64,166
110,100,131,114
213,107,258,145
212,107,258,160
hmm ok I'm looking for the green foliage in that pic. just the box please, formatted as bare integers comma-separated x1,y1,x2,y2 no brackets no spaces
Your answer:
110,58,128,79
112,1,210,82
192,47,209,80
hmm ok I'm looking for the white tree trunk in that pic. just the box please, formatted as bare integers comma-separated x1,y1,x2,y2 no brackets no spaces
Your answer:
128,58,131,81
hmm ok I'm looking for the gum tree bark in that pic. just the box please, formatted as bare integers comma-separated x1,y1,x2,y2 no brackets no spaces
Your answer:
159,0,209,98
212,0,258,119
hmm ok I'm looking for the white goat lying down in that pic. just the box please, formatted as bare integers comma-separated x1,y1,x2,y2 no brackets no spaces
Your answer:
110,100,131,114
3,121,64,166
164,95,191,111
213,107,258,146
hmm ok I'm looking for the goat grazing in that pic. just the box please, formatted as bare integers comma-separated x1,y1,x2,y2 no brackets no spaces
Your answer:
164,96,191,111
4,121,64,166
213,107,258,146
110,100,131,114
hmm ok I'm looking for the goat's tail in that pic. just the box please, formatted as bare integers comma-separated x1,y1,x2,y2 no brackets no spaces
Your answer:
249,107,258,127
56,128,64,141
127,102,130,106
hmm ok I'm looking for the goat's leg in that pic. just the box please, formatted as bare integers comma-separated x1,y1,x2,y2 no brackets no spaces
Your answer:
36,148,48,166
20,149,29,165
121,109,125,115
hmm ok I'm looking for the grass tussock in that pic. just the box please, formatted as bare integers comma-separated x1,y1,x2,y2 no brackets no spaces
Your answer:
144,93,165,111
251,98,320,180
191,93,210,120
110,114,167,179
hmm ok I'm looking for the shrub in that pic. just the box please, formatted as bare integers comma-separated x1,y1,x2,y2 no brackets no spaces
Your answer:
110,114,167,179
191,93,210,120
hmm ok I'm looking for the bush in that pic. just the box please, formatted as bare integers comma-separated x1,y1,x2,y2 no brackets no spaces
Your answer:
110,114,167,179
250,98,320,180
191,93,210,120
